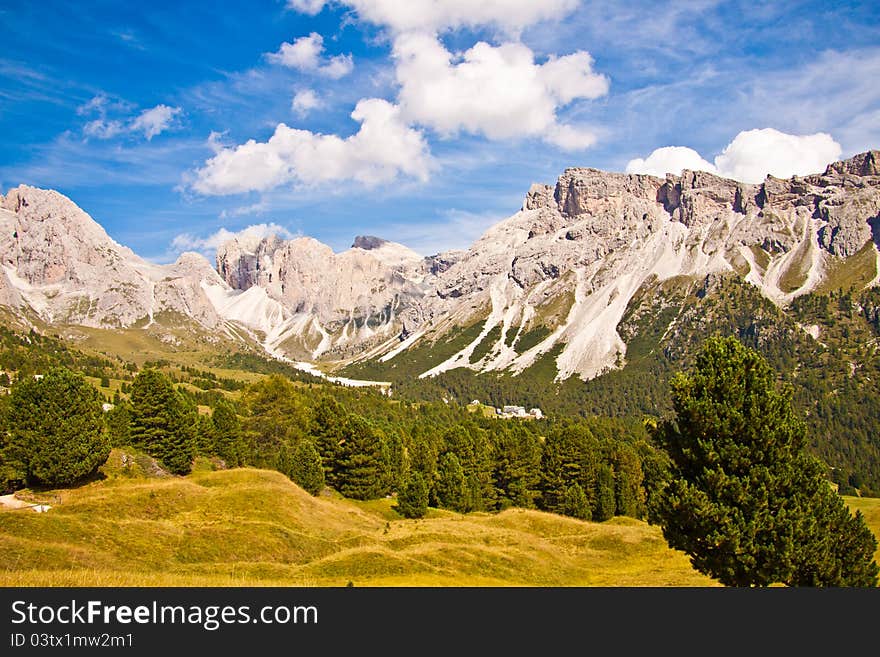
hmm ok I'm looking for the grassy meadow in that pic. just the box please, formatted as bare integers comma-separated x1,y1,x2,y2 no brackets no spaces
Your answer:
0,451,719,587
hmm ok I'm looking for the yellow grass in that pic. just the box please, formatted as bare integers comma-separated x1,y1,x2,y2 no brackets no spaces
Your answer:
0,464,714,587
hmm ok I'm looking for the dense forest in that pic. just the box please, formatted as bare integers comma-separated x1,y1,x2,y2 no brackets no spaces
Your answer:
0,327,661,523
345,276,880,496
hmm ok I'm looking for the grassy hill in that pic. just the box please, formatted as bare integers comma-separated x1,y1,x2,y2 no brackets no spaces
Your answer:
0,455,717,587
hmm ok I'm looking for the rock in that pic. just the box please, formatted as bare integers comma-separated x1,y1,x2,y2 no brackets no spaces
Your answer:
352,235,388,250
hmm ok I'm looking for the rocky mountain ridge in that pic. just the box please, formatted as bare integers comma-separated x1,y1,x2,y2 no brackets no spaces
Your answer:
1,150,878,382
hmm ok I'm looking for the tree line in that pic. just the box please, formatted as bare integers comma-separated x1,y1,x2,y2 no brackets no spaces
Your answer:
0,366,656,526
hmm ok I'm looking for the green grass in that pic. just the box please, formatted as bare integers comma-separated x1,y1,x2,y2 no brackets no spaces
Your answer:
0,460,716,587
814,241,879,295
532,287,576,330
469,325,502,363
749,245,771,273
340,320,487,382
514,326,552,353
778,238,814,293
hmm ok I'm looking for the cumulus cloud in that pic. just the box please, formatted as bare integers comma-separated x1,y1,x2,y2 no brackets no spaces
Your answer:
714,129,841,183
291,89,322,115
625,146,716,177
192,98,433,194
79,95,181,141
171,223,294,254
268,32,353,79
393,33,607,147
289,0,579,35
625,129,842,183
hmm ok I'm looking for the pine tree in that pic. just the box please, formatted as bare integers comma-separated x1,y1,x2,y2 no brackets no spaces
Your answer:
104,398,132,447
442,424,495,511
211,401,244,467
289,440,324,496
397,471,429,519
310,395,348,487
652,336,879,587
561,483,591,520
594,464,616,522
336,414,387,500
540,424,599,514
436,452,468,512
492,424,542,509
4,368,110,487
612,445,645,518
129,369,196,475
241,375,309,468
194,413,216,457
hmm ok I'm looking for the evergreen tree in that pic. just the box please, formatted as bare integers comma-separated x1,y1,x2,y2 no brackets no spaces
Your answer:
612,445,645,518
310,395,348,487
129,369,196,475
594,464,616,522
492,424,542,509
211,401,244,467
241,375,310,468
4,368,110,487
409,423,440,503
442,424,495,511
289,440,324,496
561,482,591,520
436,452,468,512
336,414,387,500
194,413,216,457
397,472,429,519
104,398,132,447
652,336,878,587
539,424,599,514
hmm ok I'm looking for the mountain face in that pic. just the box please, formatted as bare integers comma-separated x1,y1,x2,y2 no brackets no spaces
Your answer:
1,151,878,382
0,185,227,330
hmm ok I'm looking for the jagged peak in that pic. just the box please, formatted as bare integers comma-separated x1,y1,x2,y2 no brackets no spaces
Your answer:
824,149,880,177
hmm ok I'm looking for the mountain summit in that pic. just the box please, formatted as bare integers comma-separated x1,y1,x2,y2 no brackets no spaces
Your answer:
1,151,878,381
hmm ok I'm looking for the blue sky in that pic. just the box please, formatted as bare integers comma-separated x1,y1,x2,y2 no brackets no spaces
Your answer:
1,0,878,262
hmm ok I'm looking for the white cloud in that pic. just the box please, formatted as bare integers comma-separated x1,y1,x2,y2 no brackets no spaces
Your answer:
171,222,294,254
192,98,433,194
294,0,580,35
79,96,181,141
713,129,841,183
83,118,126,139
625,146,716,177
286,0,326,15
130,104,182,140
291,89,323,115
393,33,607,148
268,32,354,79
625,129,842,183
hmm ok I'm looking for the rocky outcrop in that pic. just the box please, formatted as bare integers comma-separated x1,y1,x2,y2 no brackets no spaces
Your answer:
216,234,284,291
352,235,388,250
0,185,228,328
216,233,429,357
